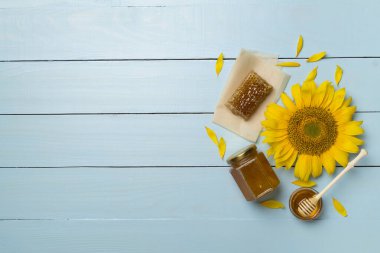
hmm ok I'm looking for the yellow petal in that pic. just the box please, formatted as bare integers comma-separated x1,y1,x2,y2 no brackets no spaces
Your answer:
329,146,348,167
261,130,288,138
285,150,298,169
296,35,303,57
336,134,359,153
281,93,297,112
339,121,364,135
346,135,364,146
218,137,226,159
321,151,336,175
275,146,294,165
205,126,218,145
267,146,275,157
291,84,303,107
305,67,318,82
272,140,291,158
307,51,326,62
330,88,346,112
277,62,300,67
262,134,288,143
334,106,356,124
311,156,323,178
261,119,288,130
320,83,335,108
215,53,224,76
301,81,316,107
311,81,328,107
292,180,317,188
295,154,312,181
341,96,352,108
335,65,343,85
260,200,285,209
264,103,290,120
332,197,348,217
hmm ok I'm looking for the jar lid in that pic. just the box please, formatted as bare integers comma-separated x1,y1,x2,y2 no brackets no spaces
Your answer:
227,144,257,165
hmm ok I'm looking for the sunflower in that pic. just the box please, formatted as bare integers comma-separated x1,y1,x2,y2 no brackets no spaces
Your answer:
261,81,364,181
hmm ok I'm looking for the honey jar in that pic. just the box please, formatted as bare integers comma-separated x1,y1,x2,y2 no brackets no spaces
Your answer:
227,144,280,201
289,187,323,221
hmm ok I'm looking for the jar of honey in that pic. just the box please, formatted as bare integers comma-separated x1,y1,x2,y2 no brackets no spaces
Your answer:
227,144,280,201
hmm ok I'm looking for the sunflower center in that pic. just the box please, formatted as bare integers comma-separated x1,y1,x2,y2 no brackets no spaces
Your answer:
287,107,337,155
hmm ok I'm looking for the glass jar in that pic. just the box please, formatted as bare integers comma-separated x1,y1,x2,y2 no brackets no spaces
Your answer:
227,144,280,201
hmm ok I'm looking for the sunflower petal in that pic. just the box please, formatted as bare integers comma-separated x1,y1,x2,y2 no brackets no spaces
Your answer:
321,151,336,175
283,150,296,169
320,83,335,108
311,81,328,106
339,121,364,135
336,134,359,153
265,103,290,120
307,51,326,62
262,134,288,143
291,84,303,107
334,106,357,124
305,67,318,82
295,155,312,181
301,155,313,181
311,156,323,178
261,119,288,130
261,130,288,138
281,93,297,112
335,65,343,85
296,35,303,57
275,146,294,163
267,146,275,157
329,146,348,167
341,96,352,108
301,81,316,107
330,88,346,112
346,135,364,146
277,62,300,67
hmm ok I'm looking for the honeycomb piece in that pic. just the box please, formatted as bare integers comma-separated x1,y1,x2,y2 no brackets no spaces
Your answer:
226,71,273,120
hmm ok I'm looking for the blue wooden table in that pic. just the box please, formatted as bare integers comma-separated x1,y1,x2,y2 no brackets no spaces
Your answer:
0,1,379,252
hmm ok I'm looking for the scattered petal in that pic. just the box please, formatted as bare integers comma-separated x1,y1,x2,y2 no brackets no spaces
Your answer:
205,126,218,145
260,200,285,209
307,51,326,62
305,67,318,81
215,53,224,76
277,62,301,67
296,35,303,57
332,198,348,217
218,137,226,159
335,65,343,85
292,180,317,188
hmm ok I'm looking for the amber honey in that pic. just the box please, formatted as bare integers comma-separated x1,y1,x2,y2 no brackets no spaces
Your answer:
227,144,280,201
289,187,323,221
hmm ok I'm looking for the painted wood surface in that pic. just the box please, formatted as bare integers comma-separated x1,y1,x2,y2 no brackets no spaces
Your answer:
0,1,379,252
0,113,374,167
1,1,380,60
0,58,378,113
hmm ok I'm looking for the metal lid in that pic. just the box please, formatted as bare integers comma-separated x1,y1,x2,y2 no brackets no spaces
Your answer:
227,144,257,165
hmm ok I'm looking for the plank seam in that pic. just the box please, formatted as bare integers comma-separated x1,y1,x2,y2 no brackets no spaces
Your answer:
1,56,380,63
0,111,376,116
0,165,377,169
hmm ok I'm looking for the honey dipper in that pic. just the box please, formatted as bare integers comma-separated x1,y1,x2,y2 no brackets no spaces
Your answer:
298,149,368,218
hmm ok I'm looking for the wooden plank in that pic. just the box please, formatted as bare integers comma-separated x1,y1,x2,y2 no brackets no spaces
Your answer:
0,58,377,114
0,113,374,167
0,219,377,253
0,166,377,220
1,1,380,59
